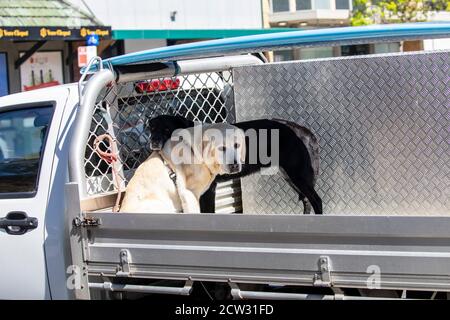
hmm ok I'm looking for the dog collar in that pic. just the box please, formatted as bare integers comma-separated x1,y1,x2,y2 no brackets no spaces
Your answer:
158,152,177,184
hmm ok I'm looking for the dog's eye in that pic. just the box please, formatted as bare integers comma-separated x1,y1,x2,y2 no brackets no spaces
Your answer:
218,146,226,152
234,143,240,149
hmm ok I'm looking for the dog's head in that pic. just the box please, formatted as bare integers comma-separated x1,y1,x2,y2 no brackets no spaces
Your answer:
201,123,246,175
167,123,246,176
147,115,194,151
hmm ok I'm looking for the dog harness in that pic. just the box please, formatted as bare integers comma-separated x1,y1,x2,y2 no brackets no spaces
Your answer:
158,151,184,213
159,152,177,184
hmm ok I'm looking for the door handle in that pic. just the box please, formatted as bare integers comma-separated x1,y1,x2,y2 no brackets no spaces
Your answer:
0,211,38,235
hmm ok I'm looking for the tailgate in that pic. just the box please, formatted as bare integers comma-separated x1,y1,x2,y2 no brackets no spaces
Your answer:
67,182,450,299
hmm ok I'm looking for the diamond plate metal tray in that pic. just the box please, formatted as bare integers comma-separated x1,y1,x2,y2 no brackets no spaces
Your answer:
234,50,449,215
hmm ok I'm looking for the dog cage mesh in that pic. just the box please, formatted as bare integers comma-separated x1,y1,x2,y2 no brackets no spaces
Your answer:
83,71,242,212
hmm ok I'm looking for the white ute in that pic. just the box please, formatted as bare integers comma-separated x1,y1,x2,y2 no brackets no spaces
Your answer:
0,24,449,300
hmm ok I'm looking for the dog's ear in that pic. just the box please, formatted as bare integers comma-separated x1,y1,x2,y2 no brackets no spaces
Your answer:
180,117,195,128
172,115,194,129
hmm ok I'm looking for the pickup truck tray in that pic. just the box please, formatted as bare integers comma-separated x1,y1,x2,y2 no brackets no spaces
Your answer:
66,34,449,299
67,183,450,299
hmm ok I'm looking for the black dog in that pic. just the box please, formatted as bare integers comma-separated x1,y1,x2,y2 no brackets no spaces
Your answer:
147,115,322,215
147,115,194,151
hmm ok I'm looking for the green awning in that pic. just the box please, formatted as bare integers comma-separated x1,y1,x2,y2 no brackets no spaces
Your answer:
112,28,304,40
0,0,111,40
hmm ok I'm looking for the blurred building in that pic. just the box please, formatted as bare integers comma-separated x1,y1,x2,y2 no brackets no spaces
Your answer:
1,0,448,96
423,11,450,50
266,0,450,61
70,0,287,55
270,0,352,27
1,0,281,95
266,0,401,61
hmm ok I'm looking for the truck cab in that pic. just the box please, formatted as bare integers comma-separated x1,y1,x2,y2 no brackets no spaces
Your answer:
0,85,78,299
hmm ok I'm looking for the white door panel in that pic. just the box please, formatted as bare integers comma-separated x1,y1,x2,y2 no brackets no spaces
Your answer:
0,87,69,299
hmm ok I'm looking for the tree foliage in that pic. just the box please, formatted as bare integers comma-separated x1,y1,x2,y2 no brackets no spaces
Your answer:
351,0,450,26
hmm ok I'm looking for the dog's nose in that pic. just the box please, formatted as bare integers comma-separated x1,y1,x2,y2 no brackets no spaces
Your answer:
150,141,163,150
228,163,241,173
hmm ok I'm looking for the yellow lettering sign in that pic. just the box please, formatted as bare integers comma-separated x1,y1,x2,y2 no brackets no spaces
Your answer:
40,28,71,38
0,28,29,38
80,28,110,38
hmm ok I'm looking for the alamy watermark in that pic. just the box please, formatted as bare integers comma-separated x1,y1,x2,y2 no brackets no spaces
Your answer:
366,265,381,289
167,126,280,175
66,265,82,290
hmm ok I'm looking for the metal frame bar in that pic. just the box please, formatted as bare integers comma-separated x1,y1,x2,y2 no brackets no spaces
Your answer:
69,69,115,198
83,23,450,72
89,280,193,296
78,56,105,100
228,283,405,300
114,54,264,82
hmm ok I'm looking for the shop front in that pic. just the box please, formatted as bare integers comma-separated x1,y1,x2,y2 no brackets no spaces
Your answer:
0,0,112,96
0,25,112,96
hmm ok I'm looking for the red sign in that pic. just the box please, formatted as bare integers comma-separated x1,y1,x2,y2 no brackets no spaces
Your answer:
78,46,97,68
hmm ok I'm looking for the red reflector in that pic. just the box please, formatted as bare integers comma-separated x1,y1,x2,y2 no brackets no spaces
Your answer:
136,78,180,93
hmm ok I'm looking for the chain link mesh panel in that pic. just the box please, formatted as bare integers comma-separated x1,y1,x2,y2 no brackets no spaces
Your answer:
83,71,239,207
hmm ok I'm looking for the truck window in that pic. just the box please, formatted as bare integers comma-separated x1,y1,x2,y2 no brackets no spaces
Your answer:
0,106,53,195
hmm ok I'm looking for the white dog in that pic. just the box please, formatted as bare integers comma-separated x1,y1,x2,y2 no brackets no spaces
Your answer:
119,123,246,213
